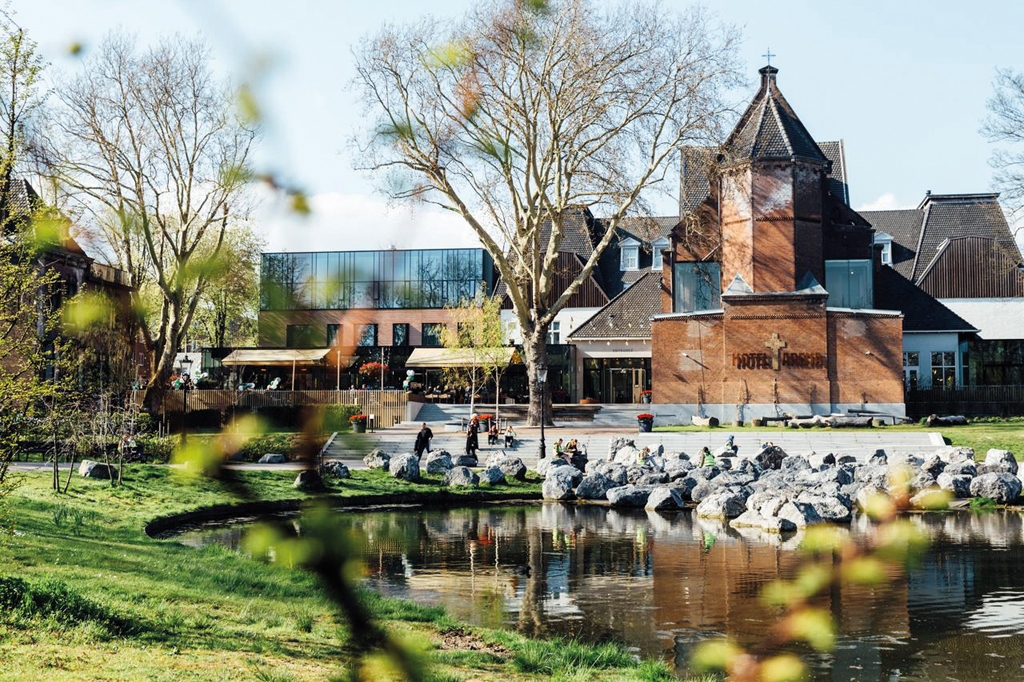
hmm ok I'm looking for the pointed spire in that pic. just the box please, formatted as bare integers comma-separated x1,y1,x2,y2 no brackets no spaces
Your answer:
723,66,829,165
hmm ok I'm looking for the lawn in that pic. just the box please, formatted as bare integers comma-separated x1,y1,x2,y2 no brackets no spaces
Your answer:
0,466,682,681
654,418,1024,456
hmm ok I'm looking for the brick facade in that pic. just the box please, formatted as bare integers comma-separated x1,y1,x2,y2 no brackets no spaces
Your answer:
651,65,905,416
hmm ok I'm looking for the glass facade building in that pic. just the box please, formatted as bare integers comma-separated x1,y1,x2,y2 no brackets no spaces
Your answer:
260,249,495,311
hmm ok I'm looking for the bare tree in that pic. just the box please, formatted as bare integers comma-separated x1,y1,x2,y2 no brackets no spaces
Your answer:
0,9,44,229
191,222,265,348
353,0,739,424
46,33,256,403
984,67,1024,231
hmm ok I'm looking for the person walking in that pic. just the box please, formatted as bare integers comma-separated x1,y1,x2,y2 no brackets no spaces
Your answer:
465,419,480,459
414,422,433,457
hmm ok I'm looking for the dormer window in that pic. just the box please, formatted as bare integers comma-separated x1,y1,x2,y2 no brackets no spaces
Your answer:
874,232,893,267
619,237,640,271
650,237,670,271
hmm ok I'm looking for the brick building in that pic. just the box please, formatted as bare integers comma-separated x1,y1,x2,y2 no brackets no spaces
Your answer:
648,65,913,419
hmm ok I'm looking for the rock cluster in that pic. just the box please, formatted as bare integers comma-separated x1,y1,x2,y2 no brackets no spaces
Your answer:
535,444,1023,532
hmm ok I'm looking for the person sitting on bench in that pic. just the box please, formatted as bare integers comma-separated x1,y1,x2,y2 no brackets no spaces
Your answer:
504,425,516,448
487,422,499,445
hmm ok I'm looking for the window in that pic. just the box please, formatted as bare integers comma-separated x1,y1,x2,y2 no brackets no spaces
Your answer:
286,324,315,348
903,351,919,390
880,242,892,265
422,323,444,347
392,323,408,347
327,323,341,347
620,245,639,271
825,260,873,309
358,324,377,347
673,262,721,313
931,351,956,389
547,321,561,345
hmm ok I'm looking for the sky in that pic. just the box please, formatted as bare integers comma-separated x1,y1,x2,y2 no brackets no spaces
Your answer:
17,0,1024,254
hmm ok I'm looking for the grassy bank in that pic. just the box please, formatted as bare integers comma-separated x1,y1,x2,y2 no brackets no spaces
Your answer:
654,418,1024,455
0,467,683,681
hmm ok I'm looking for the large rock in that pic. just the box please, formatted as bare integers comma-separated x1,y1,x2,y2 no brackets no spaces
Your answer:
443,466,479,487
321,461,350,479
670,475,699,501
613,445,640,465
730,510,796,533
78,460,114,479
607,485,652,507
781,455,811,472
363,449,390,471
799,494,852,522
258,453,288,464
969,472,1022,504
389,453,420,481
576,473,617,500
497,456,528,481
294,469,326,492
608,437,636,453
754,445,787,470
637,472,670,486
778,501,824,528
453,454,479,468
984,449,1018,475
645,487,684,511
696,491,747,519
936,472,972,498
424,451,454,475
480,466,506,486
922,454,947,478
542,467,577,501
945,459,977,477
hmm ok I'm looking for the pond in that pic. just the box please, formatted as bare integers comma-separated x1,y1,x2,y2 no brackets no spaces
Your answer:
179,504,1024,680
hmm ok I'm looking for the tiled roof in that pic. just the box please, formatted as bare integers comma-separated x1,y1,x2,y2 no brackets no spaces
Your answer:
862,194,1021,283
679,146,715,215
874,266,976,333
614,216,678,243
567,271,662,340
818,140,849,204
859,208,924,279
537,208,598,261
914,195,1020,280
724,66,828,165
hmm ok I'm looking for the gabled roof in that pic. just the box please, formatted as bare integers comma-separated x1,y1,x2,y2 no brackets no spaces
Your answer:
862,193,1023,287
723,66,829,165
567,271,662,340
874,266,977,333
818,140,849,205
917,236,1024,298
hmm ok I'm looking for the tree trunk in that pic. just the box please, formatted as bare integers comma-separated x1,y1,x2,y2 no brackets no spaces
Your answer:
524,332,552,427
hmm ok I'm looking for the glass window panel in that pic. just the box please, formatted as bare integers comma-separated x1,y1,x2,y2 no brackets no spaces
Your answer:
825,260,873,309
358,324,377,347
393,323,408,347
422,323,443,347
673,262,721,312
327,324,340,347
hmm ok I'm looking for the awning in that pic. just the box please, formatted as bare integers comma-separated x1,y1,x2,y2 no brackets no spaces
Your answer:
406,347,516,369
220,348,337,367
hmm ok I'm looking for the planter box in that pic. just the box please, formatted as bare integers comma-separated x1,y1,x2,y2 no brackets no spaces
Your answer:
638,419,653,433
352,422,366,433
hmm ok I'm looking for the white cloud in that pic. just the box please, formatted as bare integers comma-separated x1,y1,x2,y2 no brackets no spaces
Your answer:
255,190,481,253
856,193,909,212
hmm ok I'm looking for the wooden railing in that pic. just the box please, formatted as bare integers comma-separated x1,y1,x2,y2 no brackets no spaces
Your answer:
905,385,1024,419
161,389,409,428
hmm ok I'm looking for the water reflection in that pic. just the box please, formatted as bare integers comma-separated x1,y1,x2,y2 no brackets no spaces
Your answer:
179,506,1024,680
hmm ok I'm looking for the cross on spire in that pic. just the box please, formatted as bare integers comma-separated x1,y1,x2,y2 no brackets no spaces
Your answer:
762,47,775,65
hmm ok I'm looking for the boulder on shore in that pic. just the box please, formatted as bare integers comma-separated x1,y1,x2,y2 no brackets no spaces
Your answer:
969,472,1022,504
363,449,390,471
78,460,114,479
389,453,420,481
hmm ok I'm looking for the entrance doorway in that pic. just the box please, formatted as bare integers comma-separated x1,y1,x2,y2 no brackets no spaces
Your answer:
608,367,646,404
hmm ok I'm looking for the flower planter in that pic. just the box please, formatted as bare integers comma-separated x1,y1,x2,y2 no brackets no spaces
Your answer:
352,422,366,433
637,419,653,433
640,394,652,404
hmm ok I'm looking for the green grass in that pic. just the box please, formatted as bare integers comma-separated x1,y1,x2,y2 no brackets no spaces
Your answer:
0,466,674,681
654,417,1024,456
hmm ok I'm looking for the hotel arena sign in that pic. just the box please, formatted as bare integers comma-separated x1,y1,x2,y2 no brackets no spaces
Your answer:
732,333,826,371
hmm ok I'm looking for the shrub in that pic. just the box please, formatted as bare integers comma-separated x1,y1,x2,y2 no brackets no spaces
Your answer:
0,575,132,634
322,404,361,432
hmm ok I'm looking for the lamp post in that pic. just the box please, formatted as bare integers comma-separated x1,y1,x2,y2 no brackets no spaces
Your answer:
536,365,547,460
180,354,193,445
